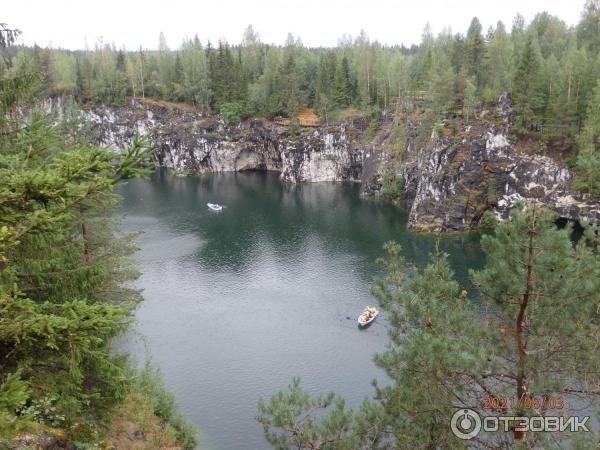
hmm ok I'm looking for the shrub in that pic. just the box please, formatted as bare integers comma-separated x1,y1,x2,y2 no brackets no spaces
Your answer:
381,166,404,201
220,102,246,124
478,210,498,232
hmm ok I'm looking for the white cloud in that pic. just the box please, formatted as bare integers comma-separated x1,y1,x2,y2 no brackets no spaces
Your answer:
3,0,587,50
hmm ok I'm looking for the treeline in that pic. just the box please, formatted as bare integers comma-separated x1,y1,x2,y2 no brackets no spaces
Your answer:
2,2,600,196
3,2,600,137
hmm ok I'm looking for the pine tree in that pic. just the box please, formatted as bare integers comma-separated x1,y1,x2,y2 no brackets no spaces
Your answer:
372,205,600,447
259,205,600,449
256,378,386,449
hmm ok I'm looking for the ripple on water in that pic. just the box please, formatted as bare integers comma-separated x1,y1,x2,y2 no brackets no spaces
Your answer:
117,171,484,450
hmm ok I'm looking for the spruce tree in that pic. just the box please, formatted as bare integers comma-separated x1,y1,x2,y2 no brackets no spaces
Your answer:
0,23,155,443
332,56,351,107
512,34,544,131
465,17,486,89
573,80,600,196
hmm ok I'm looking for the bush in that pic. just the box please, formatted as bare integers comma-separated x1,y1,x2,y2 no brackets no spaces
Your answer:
478,210,498,232
220,101,246,124
564,156,578,169
381,166,404,201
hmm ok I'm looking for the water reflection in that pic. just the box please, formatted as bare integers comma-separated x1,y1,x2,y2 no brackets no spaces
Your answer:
117,169,485,450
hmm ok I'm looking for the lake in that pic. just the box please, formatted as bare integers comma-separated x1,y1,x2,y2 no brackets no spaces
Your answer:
118,169,484,450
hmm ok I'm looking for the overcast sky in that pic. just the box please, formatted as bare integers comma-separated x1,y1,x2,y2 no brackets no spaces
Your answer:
3,0,587,50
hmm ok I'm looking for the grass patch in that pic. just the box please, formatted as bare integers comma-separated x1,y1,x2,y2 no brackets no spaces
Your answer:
132,97,201,113
330,107,365,123
107,364,198,450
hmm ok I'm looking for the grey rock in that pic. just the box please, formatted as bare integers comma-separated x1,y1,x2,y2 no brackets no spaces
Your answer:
69,100,364,184
43,96,600,231
398,94,600,230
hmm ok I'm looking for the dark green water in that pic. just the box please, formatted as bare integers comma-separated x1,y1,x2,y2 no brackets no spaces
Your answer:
118,170,484,450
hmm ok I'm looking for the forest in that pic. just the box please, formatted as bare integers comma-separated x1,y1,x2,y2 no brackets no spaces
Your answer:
4,2,600,195
2,3,600,138
1,2,600,449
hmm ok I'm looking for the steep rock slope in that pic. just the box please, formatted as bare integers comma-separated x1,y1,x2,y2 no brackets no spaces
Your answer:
392,95,600,231
78,97,599,230
83,101,364,183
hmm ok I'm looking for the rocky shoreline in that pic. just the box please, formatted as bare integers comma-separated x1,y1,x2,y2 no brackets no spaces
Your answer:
53,96,600,231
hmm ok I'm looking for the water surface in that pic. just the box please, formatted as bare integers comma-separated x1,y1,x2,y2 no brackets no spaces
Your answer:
118,170,484,450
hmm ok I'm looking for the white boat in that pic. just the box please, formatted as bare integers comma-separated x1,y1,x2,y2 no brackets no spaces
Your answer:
358,307,379,327
207,203,223,211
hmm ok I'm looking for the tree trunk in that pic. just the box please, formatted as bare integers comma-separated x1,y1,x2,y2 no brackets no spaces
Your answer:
514,207,536,440
81,221,90,263
80,206,90,264
139,60,145,99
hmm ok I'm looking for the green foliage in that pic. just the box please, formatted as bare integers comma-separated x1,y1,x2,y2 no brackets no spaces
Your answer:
465,17,487,88
371,242,485,448
578,0,600,52
6,3,600,159
0,121,144,437
0,37,164,445
512,33,544,130
220,101,246,124
463,76,477,122
332,56,352,107
486,21,513,98
478,209,498,231
133,365,198,449
391,123,406,157
116,135,156,180
260,206,600,448
414,110,436,150
573,79,600,196
366,104,382,137
0,370,33,440
380,165,404,201
256,378,386,450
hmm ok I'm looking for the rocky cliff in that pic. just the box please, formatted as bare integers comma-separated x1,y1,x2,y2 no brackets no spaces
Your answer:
81,100,364,184
363,95,600,231
75,97,599,231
